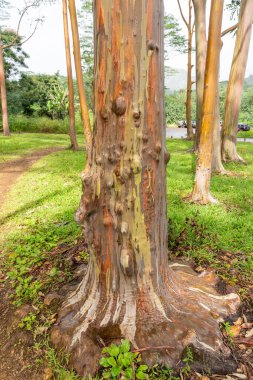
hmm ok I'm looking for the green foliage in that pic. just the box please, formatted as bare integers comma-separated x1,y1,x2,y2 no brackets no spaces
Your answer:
148,364,179,380
18,312,37,331
166,82,253,127
222,321,232,337
181,347,193,377
4,72,80,122
1,29,29,79
100,340,148,379
46,83,69,120
0,114,83,134
164,13,188,59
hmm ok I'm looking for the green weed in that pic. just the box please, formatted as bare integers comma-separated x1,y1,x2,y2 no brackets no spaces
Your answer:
100,340,148,379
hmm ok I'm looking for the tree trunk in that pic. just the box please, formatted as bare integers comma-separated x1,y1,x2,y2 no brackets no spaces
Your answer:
68,0,92,165
212,86,227,174
190,0,224,204
212,41,227,175
0,37,10,136
52,1,239,376
186,0,194,140
193,0,207,150
221,0,253,163
62,0,79,151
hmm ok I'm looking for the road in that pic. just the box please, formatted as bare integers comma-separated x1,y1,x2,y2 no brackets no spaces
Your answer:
166,127,253,143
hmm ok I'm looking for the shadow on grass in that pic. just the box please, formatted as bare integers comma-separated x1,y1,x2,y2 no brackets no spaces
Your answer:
0,185,75,225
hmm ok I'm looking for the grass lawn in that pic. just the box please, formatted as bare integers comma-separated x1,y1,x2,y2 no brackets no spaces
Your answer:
0,133,85,163
1,135,252,301
0,135,252,378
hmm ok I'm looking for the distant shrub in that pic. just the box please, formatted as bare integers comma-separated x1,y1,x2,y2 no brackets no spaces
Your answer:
0,115,84,134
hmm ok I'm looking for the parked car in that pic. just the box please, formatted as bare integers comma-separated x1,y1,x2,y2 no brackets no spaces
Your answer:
178,120,187,128
178,120,196,128
237,123,251,132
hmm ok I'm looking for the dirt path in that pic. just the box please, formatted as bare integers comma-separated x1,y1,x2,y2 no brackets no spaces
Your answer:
0,147,65,380
0,147,63,209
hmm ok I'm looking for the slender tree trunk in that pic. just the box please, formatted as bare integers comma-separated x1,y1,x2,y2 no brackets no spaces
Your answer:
192,0,207,150
186,0,194,140
62,0,79,150
0,37,10,136
190,0,224,204
52,1,239,376
222,0,253,163
212,85,226,174
68,0,92,166
212,41,227,175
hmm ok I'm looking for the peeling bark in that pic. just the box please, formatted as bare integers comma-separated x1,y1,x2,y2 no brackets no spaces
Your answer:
212,87,227,175
192,0,207,150
186,0,194,141
0,37,10,136
190,0,224,204
222,0,253,163
52,1,239,376
62,0,79,151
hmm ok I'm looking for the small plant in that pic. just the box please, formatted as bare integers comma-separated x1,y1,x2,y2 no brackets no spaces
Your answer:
79,250,90,263
148,364,180,380
222,321,232,336
221,321,234,346
99,340,148,379
18,312,37,331
181,346,194,378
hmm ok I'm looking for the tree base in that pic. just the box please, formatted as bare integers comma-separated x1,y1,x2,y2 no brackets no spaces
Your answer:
188,192,219,205
223,154,246,164
51,263,240,377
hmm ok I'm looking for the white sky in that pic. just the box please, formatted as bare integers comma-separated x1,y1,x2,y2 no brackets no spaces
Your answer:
4,0,253,81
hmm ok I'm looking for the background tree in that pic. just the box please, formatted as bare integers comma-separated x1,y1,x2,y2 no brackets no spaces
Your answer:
211,24,239,175
190,0,224,204
52,0,239,377
78,0,93,110
176,0,194,140
192,0,207,150
68,0,92,167
222,0,253,163
0,1,42,135
62,0,78,150
0,32,9,135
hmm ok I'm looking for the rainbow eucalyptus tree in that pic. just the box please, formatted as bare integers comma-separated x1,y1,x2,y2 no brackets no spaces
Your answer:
52,1,239,376
68,0,92,166
222,0,253,163
191,0,225,203
0,35,9,136
62,0,79,150
192,0,207,150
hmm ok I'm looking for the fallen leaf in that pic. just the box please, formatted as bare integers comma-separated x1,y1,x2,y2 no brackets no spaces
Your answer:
43,368,53,380
234,317,243,326
230,325,241,338
241,322,253,329
245,328,253,338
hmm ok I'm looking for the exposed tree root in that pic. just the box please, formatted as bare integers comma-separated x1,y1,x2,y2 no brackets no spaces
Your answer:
51,263,240,377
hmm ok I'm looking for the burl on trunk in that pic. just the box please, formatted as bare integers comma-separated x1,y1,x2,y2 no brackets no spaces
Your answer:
52,1,239,376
